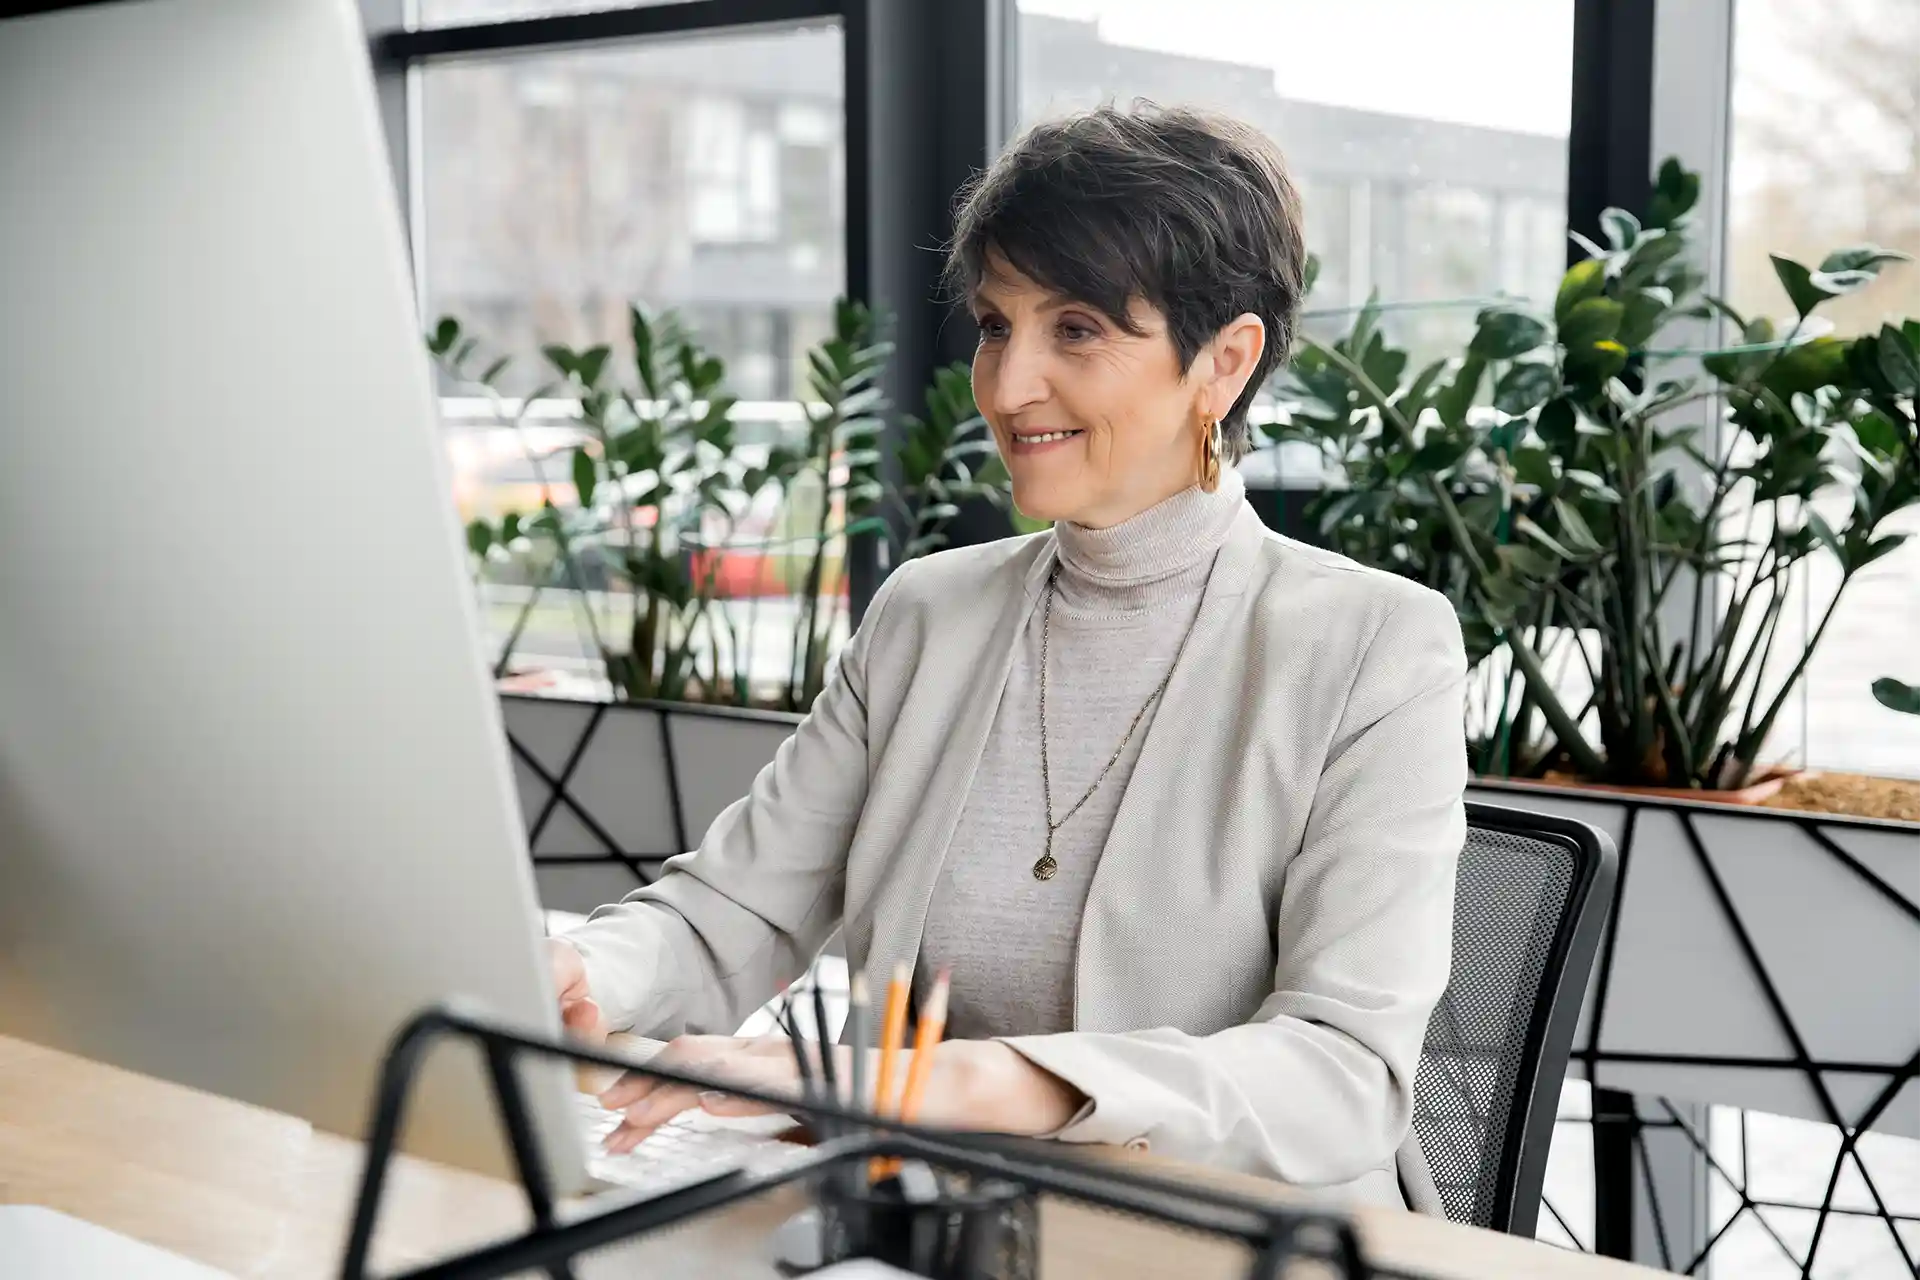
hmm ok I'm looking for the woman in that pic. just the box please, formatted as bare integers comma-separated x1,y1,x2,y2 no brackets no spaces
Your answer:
549,104,1467,1211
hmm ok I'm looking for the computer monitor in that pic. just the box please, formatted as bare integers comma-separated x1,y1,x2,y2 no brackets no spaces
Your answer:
0,0,594,1192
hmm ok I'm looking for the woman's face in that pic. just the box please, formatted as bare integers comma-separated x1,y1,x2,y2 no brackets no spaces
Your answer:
969,255,1262,528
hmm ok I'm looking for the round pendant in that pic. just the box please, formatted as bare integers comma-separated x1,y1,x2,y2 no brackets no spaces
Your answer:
1032,853,1058,881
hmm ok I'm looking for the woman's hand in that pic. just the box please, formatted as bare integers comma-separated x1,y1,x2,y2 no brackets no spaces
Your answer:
949,1040,1085,1136
546,938,605,1041
592,1036,1085,1153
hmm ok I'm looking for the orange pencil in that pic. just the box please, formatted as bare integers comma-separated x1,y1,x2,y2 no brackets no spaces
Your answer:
877,968,949,1180
867,963,912,1183
871,962,912,1115
896,968,949,1125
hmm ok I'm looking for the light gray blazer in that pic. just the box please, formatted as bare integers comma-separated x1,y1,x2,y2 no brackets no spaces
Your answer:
565,503,1469,1210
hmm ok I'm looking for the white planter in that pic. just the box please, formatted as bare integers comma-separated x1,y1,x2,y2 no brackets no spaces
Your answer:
1466,778,1920,1143
497,697,1917,1261
499,692,801,915
497,694,1920,1140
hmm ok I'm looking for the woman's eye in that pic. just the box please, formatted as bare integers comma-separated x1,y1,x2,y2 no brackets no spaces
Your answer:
975,315,1010,341
1057,318,1098,342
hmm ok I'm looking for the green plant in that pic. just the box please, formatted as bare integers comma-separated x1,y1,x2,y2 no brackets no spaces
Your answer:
874,362,1012,562
434,307,746,703
437,297,1013,712
1276,159,1919,790
751,303,1013,709
748,297,891,711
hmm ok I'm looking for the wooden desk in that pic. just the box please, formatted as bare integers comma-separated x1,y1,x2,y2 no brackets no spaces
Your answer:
0,1034,1660,1280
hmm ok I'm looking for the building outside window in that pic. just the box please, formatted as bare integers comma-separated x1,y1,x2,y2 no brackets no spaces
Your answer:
1017,0,1574,372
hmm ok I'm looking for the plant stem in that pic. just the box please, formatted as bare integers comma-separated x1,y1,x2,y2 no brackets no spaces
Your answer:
1737,568,1853,774
493,582,543,680
1506,634,1609,778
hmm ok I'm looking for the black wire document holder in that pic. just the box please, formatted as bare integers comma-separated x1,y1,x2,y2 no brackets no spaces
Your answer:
340,1005,1372,1280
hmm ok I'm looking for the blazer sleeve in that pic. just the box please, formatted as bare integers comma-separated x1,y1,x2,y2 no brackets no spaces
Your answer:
999,586,1467,1186
559,565,913,1039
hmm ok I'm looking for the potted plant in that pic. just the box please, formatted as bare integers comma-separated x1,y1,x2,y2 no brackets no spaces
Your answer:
1274,159,1919,809
429,299,1011,908
1277,165,1920,1224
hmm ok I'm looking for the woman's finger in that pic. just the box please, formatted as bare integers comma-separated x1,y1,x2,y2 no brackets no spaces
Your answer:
605,1083,702,1152
597,1069,662,1111
696,1089,783,1117
562,997,604,1037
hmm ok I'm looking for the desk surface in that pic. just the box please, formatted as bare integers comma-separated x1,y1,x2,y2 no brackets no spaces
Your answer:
0,1034,1659,1280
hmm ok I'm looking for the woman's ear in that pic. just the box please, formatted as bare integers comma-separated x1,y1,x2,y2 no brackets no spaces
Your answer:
1205,313,1267,420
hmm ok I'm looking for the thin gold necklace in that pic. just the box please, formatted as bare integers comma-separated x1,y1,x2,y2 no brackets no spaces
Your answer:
1033,566,1203,881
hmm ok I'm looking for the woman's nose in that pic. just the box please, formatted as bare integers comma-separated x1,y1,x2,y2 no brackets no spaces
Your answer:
984,331,1049,417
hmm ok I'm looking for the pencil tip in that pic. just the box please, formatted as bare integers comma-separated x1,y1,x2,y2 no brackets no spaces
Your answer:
851,971,869,1003
893,961,911,983
924,973,951,1021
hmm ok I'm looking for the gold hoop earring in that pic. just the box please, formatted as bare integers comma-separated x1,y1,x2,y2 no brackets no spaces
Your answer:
1199,416,1223,493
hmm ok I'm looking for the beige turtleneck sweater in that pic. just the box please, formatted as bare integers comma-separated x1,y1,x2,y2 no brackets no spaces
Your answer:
919,468,1248,1039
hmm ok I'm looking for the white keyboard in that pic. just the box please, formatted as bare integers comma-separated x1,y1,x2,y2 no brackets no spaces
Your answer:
574,1090,810,1199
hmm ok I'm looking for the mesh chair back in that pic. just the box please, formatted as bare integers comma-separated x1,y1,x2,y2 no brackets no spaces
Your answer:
1410,801,1616,1234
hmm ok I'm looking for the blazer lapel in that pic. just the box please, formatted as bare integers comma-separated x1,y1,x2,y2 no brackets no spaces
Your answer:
859,539,1058,988
1073,505,1268,1027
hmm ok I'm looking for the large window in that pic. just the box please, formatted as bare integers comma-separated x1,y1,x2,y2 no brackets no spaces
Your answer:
1017,0,1575,370
1726,0,1920,781
415,21,846,685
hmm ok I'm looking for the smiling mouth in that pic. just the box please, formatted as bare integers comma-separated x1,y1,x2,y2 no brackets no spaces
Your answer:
1012,429,1084,444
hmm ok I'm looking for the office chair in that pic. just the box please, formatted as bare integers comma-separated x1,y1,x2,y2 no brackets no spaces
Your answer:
1408,800,1618,1235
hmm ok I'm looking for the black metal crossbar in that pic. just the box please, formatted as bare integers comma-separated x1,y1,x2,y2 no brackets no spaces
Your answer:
341,1005,1372,1280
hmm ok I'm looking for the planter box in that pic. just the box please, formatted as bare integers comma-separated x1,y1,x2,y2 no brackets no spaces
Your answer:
499,692,802,915
498,694,1916,1257
498,690,1920,1143
1467,778,1920,1142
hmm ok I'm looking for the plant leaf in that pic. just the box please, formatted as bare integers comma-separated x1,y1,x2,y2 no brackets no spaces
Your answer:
1618,287,1673,349
1555,259,1606,324
1552,498,1603,554
1818,246,1911,276
1433,354,1485,429
1873,678,1920,716
1493,362,1558,416
1804,510,1843,564
1568,229,1610,263
571,446,597,508
1564,469,1622,503
1876,324,1920,394
1771,254,1829,318
1570,340,1630,383
1600,208,1641,253
1510,444,1556,490
1858,533,1909,568
1497,539,1561,580
1536,397,1577,448
1470,308,1551,360
1559,297,1626,351
1647,158,1700,228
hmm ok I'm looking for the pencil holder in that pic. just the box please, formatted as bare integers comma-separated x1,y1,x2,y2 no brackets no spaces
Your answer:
813,1165,1039,1280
